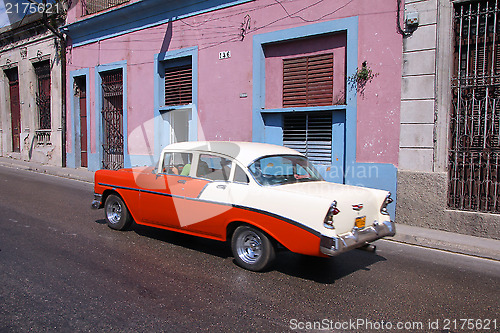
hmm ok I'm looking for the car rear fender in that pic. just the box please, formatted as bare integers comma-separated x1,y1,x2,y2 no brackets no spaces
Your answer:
225,214,324,257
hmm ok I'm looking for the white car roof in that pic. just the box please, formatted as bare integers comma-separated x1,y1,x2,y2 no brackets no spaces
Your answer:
161,141,304,166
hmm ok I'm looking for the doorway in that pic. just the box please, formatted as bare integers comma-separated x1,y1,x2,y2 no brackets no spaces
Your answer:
75,76,88,167
6,68,20,153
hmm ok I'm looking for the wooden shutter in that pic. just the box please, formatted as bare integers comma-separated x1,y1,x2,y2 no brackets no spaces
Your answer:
165,64,192,106
283,53,333,107
283,112,332,164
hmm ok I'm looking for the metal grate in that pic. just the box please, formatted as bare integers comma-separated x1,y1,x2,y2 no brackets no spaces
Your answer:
81,0,128,15
283,112,332,164
449,0,500,213
165,64,192,106
283,53,333,107
34,61,51,132
101,70,124,170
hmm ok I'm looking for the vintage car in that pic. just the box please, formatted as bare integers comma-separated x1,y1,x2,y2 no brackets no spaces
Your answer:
92,141,395,271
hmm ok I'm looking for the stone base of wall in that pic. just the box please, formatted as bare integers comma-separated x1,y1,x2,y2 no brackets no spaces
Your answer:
396,170,500,240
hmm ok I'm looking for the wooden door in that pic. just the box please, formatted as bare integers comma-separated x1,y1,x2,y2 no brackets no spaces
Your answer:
6,69,20,152
78,80,88,167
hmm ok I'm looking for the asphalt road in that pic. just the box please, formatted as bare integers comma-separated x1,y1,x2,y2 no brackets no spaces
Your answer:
0,166,499,333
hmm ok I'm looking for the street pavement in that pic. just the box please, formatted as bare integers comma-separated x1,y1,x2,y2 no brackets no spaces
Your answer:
0,165,498,332
0,155,499,262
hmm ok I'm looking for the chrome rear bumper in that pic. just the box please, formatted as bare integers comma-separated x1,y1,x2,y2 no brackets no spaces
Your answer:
320,220,396,256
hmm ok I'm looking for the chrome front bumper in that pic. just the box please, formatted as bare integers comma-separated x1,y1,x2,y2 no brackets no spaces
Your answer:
91,193,103,209
320,220,396,256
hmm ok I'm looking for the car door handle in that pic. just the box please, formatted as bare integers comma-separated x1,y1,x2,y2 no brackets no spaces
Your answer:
177,179,186,184
216,184,226,189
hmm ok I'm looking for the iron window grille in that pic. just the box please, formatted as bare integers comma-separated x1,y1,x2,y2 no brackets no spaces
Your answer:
283,112,333,165
450,0,500,213
283,53,334,108
101,69,124,170
34,61,51,146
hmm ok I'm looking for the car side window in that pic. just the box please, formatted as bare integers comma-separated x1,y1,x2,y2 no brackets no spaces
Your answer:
162,152,192,175
197,154,232,181
233,165,249,184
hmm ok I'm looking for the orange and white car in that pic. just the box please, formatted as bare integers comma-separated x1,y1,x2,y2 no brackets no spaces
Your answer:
92,141,395,271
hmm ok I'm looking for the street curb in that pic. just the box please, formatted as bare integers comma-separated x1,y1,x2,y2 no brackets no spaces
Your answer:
1,156,499,261
386,224,500,261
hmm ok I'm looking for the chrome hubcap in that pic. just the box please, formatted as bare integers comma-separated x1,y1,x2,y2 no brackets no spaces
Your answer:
107,201,122,224
236,230,262,264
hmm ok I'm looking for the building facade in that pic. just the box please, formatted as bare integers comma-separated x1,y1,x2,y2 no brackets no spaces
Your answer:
0,11,65,166
398,0,500,239
63,0,402,216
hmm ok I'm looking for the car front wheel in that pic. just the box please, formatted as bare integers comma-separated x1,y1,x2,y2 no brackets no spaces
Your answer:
231,225,275,271
104,194,132,231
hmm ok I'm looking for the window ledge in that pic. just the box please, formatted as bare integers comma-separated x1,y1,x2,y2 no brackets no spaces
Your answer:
159,104,193,113
261,105,347,113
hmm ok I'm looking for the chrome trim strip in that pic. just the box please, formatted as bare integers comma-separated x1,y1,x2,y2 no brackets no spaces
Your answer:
95,182,322,238
233,204,321,237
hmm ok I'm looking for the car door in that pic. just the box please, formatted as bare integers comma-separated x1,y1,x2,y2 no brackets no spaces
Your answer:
138,152,208,228
184,156,252,237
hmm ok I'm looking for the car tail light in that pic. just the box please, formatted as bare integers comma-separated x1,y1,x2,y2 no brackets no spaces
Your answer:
380,193,393,215
323,201,340,229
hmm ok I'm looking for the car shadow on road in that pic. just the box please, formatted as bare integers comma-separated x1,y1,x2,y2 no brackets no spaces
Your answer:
272,248,388,284
132,222,232,259
93,219,231,258
95,219,387,283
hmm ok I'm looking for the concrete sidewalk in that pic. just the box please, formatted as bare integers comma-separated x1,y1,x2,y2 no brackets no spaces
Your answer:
387,224,500,261
1,156,499,261
0,156,94,183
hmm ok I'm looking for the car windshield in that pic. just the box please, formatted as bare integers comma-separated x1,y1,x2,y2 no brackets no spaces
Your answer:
248,155,323,186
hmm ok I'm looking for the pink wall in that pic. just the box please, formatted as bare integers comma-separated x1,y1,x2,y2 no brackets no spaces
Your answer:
356,9,402,165
66,0,401,166
197,38,254,142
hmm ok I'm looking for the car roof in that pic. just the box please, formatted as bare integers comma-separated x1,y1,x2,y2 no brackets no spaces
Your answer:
161,141,304,166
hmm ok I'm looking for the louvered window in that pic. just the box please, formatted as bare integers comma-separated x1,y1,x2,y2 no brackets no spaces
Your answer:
165,64,192,106
283,112,332,164
283,53,333,107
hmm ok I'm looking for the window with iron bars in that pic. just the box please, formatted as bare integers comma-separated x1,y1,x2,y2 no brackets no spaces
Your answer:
449,0,500,213
101,69,124,170
81,0,128,16
34,60,51,131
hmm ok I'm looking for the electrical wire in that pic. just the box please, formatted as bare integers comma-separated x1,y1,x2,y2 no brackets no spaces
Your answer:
69,0,403,67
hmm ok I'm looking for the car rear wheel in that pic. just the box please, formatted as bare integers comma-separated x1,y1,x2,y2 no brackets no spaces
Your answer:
231,225,275,271
104,194,132,231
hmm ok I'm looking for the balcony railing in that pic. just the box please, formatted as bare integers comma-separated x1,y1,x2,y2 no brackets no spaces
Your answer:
35,129,51,146
81,0,129,16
